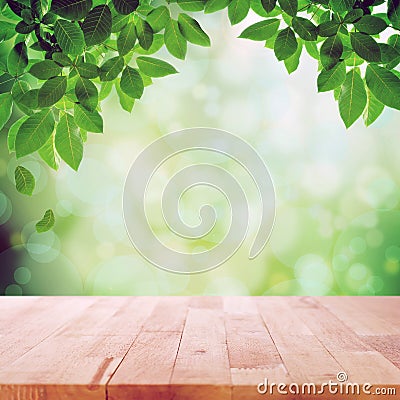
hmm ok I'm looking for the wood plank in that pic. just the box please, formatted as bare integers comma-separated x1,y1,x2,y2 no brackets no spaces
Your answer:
190,297,223,309
107,331,183,400
0,297,400,400
0,297,97,367
0,297,157,400
362,335,400,369
257,297,342,383
288,297,370,352
223,298,289,400
223,297,258,314
287,297,400,384
319,297,400,335
170,307,231,400
223,297,287,370
142,297,188,332
108,297,186,400
349,297,400,333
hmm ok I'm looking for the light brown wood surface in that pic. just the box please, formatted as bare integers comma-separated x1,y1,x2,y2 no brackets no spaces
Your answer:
0,297,399,400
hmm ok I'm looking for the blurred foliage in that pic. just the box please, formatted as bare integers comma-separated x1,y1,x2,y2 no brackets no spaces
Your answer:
0,0,399,295
0,0,400,228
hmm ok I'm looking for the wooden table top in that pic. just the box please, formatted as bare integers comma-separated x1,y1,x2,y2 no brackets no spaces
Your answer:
0,297,399,400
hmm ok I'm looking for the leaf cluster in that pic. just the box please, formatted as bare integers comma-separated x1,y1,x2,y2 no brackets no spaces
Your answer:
0,0,399,231
0,0,211,229
239,0,400,128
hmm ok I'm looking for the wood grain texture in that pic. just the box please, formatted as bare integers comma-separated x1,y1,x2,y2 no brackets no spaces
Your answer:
0,297,399,400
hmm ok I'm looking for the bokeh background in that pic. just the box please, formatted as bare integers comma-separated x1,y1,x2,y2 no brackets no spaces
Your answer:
1,10,400,296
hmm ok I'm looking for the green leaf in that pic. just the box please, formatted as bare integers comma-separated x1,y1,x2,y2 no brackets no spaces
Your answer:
239,19,280,41
112,0,138,15
343,9,363,23
136,56,178,78
15,21,37,34
36,209,55,233
134,33,164,55
363,87,384,127
15,109,55,158
29,60,62,80
317,61,346,92
178,14,210,46
74,103,103,132
388,0,400,29
146,6,170,32
292,16,318,41
388,34,400,51
365,64,400,110
75,77,98,111
284,38,302,73
386,37,400,69
120,66,144,99
117,22,137,56
80,129,88,142
320,35,343,70
8,117,28,152
8,42,28,77
228,0,250,24
329,0,355,14
339,68,367,128
136,18,153,50
274,27,298,61
164,19,187,59
31,0,48,19
278,0,297,17
12,80,32,115
76,62,99,79
134,4,153,14
6,0,28,17
82,5,112,47
55,112,83,171
0,21,17,41
17,89,39,110
99,56,124,81
21,8,33,24
38,133,60,170
115,79,134,112
354,15,388,35
112,13,130,32
15,165,35,196
379,43,400,67
0,93,13,130
51,0,92,20
55,94,74,111
42,11,57,24
52,52,73,67
350,32,380,63
204,0,230,13
38,76,67,107
304,40,319,59
177,0,205,11
99,81,113,101
83,53,96,64
54,20,85,56
0,73,15,94
249,0,268,16
261,0,276,13
318,21,339,37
